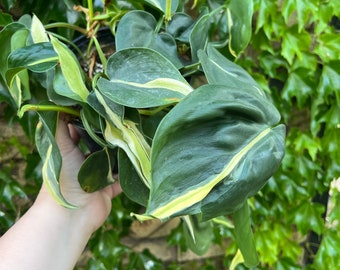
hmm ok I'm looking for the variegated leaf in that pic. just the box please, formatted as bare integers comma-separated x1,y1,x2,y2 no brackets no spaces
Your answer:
50,35,88,102
96,48,192,108
35,112,75,208
140,83,285,220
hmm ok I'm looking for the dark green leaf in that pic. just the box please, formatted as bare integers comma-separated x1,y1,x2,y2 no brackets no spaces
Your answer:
182,215,214,255
198,45,266,97
233,201,259,267
115,10,182,68
189,13,211,62
78,147,116,192
144,0,179,14
227,0,253,56
97,48,192,108
118,149,149,207
144,83,285,220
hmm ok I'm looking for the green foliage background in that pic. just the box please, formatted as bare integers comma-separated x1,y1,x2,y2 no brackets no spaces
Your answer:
1,0,340,269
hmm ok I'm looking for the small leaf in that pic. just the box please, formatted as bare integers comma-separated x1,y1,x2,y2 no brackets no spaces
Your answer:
198,45,266,97
144,0,179,14
116,10,182,68
7,42,58,78
182,215,214,255
189,13,211,62
50,35,88,102
78,147,116,192
31,14,49,42
227,0,253,56
118,149,149,207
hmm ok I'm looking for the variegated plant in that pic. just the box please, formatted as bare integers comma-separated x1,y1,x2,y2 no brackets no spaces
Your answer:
0,0,285,268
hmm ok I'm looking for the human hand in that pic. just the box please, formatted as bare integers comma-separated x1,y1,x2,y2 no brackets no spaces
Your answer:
38,115,122,233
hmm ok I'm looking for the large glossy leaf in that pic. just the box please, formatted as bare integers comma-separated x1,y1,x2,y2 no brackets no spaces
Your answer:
96,48,192,108
141,83,285,220
227,0,253,56
115,10,182,68
35,112,75,208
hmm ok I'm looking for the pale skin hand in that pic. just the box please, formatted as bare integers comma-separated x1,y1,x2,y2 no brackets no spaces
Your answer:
0,117,122,270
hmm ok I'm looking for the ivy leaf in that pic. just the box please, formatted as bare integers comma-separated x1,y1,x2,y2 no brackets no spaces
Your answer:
282,70,313,108
314,230,340,269
290,202,325,235
281,27,311,65
315,33,340,63
317,62,340,105
294,133,321,161
115,10,182,68
281,0,318,32
97,48,192,108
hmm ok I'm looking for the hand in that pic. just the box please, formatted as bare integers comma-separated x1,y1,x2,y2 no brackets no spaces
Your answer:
0,116,122,270
38,116,122,232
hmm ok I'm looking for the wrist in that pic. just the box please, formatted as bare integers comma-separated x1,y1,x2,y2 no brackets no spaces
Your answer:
34,186,95,236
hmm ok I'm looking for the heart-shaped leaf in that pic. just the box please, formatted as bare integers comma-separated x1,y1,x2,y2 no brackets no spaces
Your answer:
143,83,285,220
78,147,117,192
144,0,179,14
115,10,182,68
198,45,264,96
96,48,192,108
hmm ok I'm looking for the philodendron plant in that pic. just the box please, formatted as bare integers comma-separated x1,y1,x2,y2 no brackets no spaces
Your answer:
0,0,285,267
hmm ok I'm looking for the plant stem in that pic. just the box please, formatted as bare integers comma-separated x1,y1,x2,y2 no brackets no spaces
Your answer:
45,23,87,35
87,0,94,24
18,104,80,118
232,201,259,268
165,0,172,22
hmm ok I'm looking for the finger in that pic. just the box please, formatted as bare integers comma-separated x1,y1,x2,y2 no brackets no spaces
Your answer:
56,117,77,156
102,181,122,200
